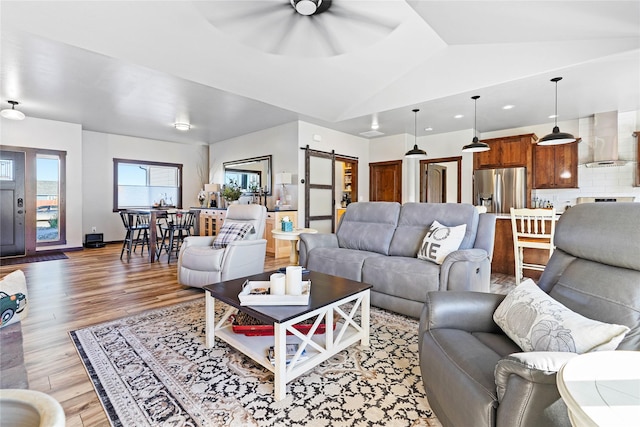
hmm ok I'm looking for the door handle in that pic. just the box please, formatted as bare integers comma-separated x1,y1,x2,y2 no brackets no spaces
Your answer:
17,210,23,214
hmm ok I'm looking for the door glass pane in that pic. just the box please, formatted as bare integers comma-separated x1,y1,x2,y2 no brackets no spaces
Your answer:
309,157,332,185
36,155,60,242
309,188,333,216
309,219,332,234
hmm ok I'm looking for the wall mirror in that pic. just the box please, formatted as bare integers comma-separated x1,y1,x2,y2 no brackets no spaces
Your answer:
419,156,462,203
223,155,272,195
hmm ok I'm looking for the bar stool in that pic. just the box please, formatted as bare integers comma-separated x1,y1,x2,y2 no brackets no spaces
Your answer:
157,210,195,263
510,207,556,285
119,211,150,262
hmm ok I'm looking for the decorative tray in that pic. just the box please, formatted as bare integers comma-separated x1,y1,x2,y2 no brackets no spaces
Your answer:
238,280,311,306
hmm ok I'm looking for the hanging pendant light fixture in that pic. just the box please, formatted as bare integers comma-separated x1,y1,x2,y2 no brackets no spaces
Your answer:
539,77,576,145
0,100,26,120
404,108,428,159
462,95,490,152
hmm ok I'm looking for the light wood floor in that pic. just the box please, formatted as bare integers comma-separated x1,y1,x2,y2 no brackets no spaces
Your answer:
0,244,290,427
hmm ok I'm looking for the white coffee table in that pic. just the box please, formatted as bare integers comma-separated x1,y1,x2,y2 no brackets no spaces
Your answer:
557,351,640,427
271,227,317,264
203,271,371,401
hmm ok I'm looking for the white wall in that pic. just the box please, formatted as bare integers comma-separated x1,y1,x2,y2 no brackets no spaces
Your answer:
1,117,83,250
210,122,298,209
83,131,208,241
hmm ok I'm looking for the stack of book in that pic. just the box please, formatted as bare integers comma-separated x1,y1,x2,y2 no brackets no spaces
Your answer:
267,343,307,365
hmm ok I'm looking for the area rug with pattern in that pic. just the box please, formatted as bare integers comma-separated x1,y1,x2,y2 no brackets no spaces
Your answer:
70,299,442,427
1,252,68,266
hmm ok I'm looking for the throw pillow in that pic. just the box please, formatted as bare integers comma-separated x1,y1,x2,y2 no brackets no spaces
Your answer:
494,279,629,353
417,220,467,264
1,270,28,328
212,222,254,249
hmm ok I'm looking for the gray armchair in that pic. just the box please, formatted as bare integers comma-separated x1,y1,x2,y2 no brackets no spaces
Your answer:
418,203,640,427
177,204,267,288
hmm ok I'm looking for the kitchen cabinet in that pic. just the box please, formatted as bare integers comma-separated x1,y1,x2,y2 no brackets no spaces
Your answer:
473,134,536,170
198,209,226,236
533,141,578,189
266,211,297,258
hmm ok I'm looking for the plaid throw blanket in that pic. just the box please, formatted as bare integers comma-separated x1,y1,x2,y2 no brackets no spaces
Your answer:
212,222,254,249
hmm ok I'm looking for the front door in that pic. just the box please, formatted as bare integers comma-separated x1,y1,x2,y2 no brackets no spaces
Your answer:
0,150,26,257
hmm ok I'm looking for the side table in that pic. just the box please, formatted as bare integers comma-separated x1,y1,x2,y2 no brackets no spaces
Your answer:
271,228,317,264
557,350,640,427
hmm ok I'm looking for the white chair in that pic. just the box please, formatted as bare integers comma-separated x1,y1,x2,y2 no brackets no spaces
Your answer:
177,204,267,288
510,207,556,285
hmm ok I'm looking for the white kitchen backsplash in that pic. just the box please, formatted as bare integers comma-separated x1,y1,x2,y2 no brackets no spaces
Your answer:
532,111,639,212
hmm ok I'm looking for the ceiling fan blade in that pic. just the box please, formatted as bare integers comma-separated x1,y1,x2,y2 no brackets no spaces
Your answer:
195,1,290,30
327,2,403,33
308,16,343,57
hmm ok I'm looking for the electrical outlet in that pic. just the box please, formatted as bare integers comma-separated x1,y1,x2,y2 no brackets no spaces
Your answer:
91,226,97,233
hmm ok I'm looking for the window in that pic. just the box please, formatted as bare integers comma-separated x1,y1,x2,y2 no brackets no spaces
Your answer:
36,151,66,246
113,159,182,210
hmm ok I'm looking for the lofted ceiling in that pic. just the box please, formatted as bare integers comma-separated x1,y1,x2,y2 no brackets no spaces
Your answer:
1,0,639,146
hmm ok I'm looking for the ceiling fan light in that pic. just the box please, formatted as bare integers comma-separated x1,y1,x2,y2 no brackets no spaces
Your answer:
539,126,576,145
0,101,25,120
291,0,321,16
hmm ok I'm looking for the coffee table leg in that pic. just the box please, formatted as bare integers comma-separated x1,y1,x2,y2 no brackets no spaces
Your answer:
205,290,215,348
273,322,287,401
361,289,371,346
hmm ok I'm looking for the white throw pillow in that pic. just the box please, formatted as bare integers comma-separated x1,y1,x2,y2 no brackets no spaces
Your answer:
417,220,467,264
494,279,629,353
1,270,28,328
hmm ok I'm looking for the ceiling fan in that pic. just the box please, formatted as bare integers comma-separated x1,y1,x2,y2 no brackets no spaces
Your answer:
194,0,406,57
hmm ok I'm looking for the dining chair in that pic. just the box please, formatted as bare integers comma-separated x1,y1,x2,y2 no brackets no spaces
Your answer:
119,211,150,262
157,210,196,263
510,207,556,285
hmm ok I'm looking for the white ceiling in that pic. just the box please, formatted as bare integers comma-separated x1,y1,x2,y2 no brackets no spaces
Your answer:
1,1,639,145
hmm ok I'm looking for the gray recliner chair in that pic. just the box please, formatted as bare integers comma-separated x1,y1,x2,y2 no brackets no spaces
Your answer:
177,204,267,288
418,202,640,427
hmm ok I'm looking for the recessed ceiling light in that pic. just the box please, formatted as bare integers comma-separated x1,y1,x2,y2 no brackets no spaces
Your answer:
502,105,515,110
174,122,191,131
454,114,464,119
424,127,433,131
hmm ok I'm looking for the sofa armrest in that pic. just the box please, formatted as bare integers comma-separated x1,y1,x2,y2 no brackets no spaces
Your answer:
419,291,505,334
299,233,339,267
494,352,577,427
475,213,497,261
439,248,491,291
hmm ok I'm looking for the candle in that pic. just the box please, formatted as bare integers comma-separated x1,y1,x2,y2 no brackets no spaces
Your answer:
270,273,286,296
285,266,303,295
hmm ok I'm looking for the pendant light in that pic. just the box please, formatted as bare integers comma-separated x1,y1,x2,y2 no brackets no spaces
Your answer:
462,96,490,152
404,109,428,159
538,77,576,145
0,100,25,120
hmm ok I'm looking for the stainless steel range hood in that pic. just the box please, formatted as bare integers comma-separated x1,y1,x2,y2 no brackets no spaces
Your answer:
584,111,628,168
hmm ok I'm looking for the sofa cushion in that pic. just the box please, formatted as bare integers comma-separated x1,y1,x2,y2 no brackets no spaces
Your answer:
494,279,630,353
307,247,384,282
336,202,400,255
212,222,254,249
417,220,467,264
362,256,441,299
389,203,479,257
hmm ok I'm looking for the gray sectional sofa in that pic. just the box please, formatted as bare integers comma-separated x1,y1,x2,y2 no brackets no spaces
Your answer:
299,202,497,318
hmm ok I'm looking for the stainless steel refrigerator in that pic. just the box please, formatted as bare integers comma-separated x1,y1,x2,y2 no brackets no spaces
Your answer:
473,167,527,214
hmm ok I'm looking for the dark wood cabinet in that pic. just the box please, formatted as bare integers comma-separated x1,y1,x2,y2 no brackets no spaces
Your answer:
474,134,535,170
533,141,578,189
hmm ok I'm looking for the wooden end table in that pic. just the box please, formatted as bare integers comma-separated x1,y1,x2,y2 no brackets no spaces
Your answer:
203,271,371,401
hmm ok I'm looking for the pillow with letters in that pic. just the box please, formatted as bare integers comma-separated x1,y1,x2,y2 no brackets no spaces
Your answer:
494,279,629,353
212,222,254,249
417,220,467,264
0,270,28,328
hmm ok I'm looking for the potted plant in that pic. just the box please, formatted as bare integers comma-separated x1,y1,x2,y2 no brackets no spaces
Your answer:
222,180,242,204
